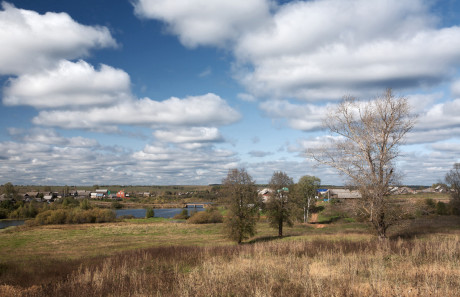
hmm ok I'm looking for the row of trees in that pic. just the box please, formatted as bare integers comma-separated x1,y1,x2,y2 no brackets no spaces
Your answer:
222,89,460,243
221,168,321,243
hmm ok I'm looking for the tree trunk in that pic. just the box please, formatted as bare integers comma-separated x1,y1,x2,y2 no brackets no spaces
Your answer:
375,209,387,239
303,206,306,224
278,219,283,237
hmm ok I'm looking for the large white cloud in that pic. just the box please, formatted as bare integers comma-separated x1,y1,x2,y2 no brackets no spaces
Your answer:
415,98,460,131
132,143,239,183
7,128,99,147
0,128,240,185
259,100,333,131
32,93,241,130
235,0,460,100
0,2,116,75
451,78,460,97
132,0,271,48
154,127,223,144
3,60,132,108
136,0,460,101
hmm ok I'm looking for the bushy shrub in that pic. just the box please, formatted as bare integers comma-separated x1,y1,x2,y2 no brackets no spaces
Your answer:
79,199,92,210
449,199,460,215
145,208,154,218
173,209,189,220
61,197,79,207
436,201,448,215
207,209,224,223
0,200,15,211
0,208,8,219
8,203,38,219
34,209,68,225
187,209,223,224
32,208,116,225
425,198,436,208
111,201,123,209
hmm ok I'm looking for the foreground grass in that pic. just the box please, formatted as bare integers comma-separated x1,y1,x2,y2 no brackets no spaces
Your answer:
0,220,229,262
1,216,460,296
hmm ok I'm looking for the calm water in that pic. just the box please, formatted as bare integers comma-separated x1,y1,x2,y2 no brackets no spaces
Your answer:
0,220,25,229
0,208,206,229
115,208,205,218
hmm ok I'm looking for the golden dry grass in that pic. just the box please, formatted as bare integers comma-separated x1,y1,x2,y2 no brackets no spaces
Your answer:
0,215,459,296
1,235,459,296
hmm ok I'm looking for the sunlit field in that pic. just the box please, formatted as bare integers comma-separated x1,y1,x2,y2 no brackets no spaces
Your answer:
1,206,460,297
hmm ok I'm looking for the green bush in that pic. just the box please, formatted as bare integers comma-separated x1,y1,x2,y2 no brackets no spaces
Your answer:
145,208,155,218
187,209,223,224
61,197,79,207
79,199,92,210
8,203,38,219
111,201,123,209
436,202,448,215
0,200,15,211
173,209,189,220
425,198,436,208
32,208,116,225
0,208,8,219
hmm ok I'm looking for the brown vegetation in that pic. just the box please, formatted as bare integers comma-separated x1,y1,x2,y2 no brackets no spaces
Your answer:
1,218,459,296
187,208,223,224
27,208,116,225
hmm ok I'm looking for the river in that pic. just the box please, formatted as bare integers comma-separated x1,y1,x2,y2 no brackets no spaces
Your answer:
0,220,25,229
0,208,205,229
115,207,205,218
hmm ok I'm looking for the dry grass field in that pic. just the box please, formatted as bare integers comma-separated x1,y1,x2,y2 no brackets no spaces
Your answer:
1,194,459,296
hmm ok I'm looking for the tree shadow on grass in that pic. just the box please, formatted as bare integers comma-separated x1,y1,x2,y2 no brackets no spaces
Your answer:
389,216,460,240
244,235,293,245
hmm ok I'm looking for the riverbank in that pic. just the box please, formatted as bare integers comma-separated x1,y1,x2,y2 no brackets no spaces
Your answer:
92,201,212,209
0,219,25,230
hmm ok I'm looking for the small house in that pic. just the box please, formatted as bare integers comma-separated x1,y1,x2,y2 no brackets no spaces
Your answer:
329,189,362,199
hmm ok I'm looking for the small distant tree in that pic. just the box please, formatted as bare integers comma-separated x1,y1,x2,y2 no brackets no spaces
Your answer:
173,208,190,220
2,182,16,199
146,208,155,218
296,175,321,223
445,163,460,215
266,171,295,237
79,199,92,210
222,168,259,244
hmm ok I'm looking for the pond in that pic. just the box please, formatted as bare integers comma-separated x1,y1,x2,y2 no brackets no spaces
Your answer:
0,220,25,229
115,208,205,219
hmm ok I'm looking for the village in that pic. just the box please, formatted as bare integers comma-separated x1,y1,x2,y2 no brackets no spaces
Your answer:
0,183,451,204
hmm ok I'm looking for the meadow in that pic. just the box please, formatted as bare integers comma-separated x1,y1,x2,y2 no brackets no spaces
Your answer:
0,195,459,296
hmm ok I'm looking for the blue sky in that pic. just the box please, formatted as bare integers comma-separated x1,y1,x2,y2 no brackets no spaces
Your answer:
1,0,460,186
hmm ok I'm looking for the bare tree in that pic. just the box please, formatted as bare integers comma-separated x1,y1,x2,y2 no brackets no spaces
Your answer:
445,163,460,215
295,175,321,223
309,89,416,239
266,171,295,237
222,168,259,244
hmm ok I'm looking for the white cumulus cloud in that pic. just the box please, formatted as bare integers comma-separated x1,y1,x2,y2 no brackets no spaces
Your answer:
234,0,460,100
32,93,241,130
132,0,271,48
154,127,223,144
0,2,117,75
259,100,333,131
3,60,132,108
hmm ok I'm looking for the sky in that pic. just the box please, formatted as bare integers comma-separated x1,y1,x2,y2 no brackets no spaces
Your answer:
0,0,460,186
